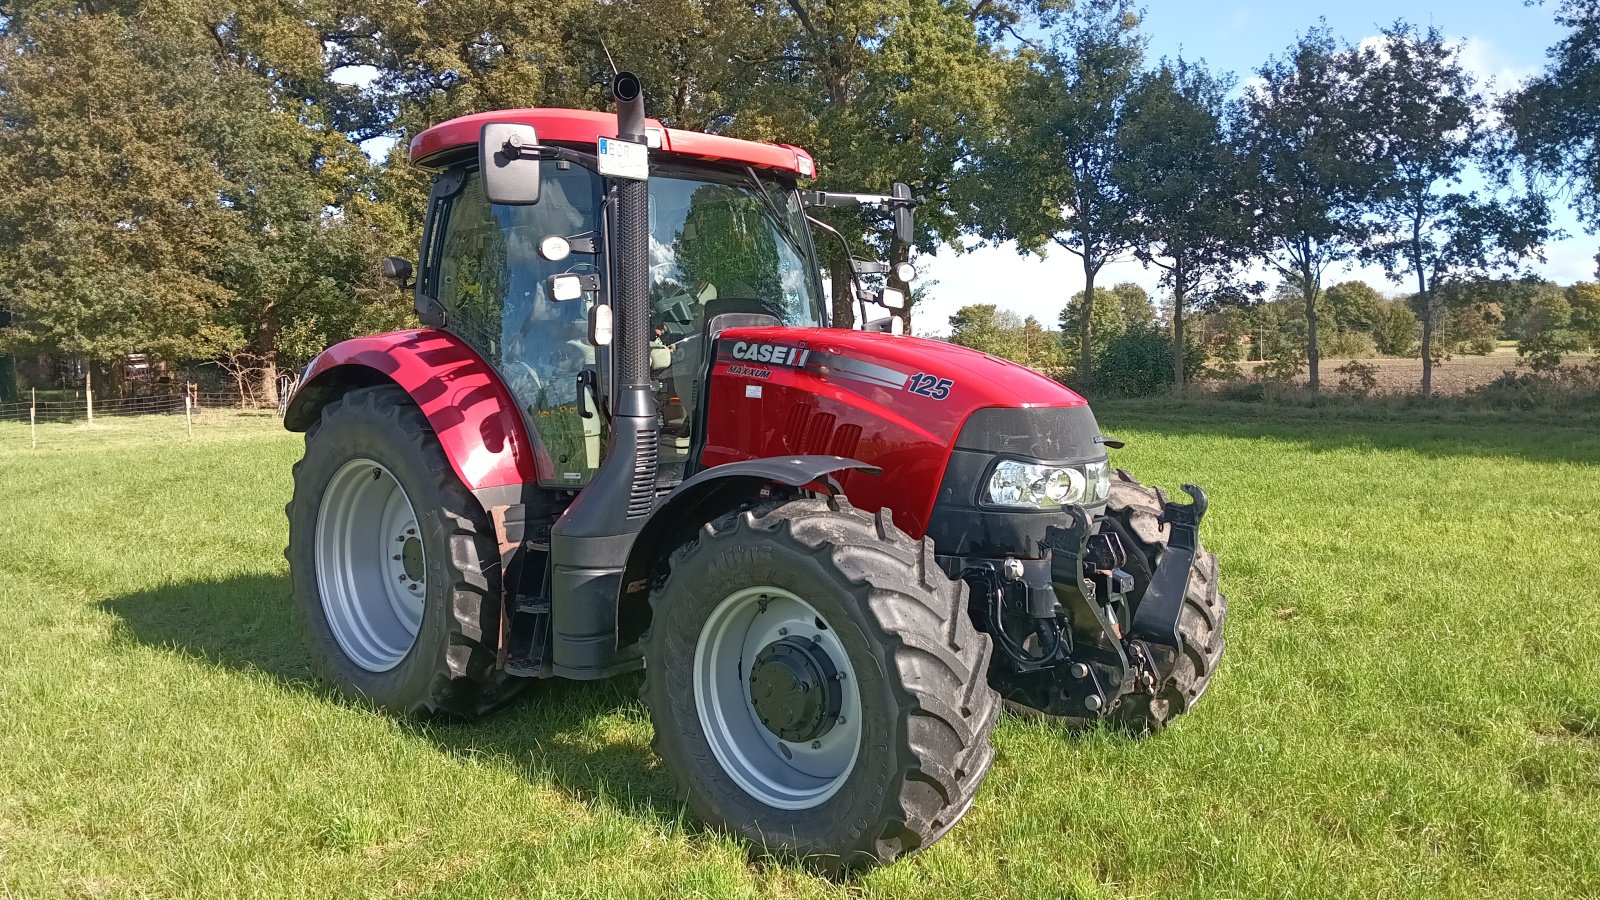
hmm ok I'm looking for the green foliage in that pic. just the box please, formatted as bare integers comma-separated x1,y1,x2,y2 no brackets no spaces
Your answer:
1472,358,1600,409
1356,24,1552,396
947,304,1068,369
970,0,1145,370
1333,359,1380,397
1501,0,1600,230
1322,281,1386,331
1059,282,1155,360
0,12,233,366
1237,26,1381,391
1080,326,1205,397
1115,57,1252,386
1371,299,1422,355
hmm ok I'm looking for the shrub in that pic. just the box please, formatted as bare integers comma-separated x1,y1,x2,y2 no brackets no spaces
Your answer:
1082,327,1205,397
1215,379,1267,403
1334,360,1380,398
1258,352,1304,383
1468,359,1600,410
1321,330,1378,359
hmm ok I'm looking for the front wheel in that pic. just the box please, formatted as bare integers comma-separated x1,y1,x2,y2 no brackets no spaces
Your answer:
642,498,999,874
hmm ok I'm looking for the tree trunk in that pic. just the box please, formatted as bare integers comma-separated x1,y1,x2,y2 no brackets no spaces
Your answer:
1419,307,1434,398
252,314,282,407
1303,269,1320,393
1416,266,1433,399
1079,265,1096,377
830,263,856,330
0,306,16,403
256,356,280,408
1172,273,1186,397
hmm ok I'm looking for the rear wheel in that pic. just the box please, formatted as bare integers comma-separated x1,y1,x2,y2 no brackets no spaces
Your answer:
286,385,519,716
642,497,999,874
1101,473,1227,734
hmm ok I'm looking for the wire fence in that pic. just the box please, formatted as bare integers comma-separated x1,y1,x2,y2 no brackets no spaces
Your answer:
0,390,274,424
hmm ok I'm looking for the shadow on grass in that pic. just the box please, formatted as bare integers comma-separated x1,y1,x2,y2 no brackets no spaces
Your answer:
99,574,683,827
1093,399,1600,466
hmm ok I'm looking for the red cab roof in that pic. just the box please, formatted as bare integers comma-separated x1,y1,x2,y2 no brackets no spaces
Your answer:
408,107,817,177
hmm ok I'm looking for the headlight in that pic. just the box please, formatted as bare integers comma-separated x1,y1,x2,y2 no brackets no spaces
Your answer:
985,459,1111,509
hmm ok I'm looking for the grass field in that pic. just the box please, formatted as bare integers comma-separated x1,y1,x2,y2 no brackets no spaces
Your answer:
2,407,1598,899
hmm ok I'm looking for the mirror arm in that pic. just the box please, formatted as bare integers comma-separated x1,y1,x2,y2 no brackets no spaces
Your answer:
806,214,872,325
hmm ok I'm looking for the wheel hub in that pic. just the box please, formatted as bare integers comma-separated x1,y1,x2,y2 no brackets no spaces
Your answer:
748,636,842,743
400,536,424,582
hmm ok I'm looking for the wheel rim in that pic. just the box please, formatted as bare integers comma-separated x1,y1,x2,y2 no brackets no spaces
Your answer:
315,458,426,672
693,586,862,810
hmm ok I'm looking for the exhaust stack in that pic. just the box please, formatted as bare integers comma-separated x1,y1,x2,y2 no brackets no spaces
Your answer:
547,70,661,677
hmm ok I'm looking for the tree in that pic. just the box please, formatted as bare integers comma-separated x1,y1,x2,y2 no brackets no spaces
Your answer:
1370,299,1421,356
948,304,1023,358
971,0,1144,373
1357,24,1552,396
1060,281,1152,363
0,11,234,395
1321,281,1386,333
1237,26,1378,392
1115,57,1251,392
1502,0,1600,232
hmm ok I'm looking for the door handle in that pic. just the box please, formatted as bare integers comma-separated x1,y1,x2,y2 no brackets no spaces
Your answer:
576,369,596,419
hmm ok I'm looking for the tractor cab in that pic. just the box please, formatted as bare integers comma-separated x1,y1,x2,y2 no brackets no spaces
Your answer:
404,107,903,493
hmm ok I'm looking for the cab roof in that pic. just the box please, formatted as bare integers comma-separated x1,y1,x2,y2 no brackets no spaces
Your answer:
408,107,817,177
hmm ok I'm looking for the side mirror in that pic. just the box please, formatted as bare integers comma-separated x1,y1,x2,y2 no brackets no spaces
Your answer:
480,122,541,205
892,182,915,247
380,256,413,289
879,286,906,310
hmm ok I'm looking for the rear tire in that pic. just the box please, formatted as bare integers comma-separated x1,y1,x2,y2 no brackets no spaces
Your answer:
1102,473,1227,734
286,385,520,717
642,497,999,874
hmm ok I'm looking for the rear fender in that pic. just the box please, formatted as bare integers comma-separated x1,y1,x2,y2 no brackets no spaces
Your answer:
283,330,545,495
613,455,880,646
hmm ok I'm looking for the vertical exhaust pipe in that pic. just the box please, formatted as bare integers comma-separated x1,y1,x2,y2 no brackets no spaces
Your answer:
547,70,659,677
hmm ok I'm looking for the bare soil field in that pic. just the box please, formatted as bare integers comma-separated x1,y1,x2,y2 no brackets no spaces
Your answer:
1233,347,1595,396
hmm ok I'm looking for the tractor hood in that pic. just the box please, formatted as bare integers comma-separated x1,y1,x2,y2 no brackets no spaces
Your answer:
699,327,1101,538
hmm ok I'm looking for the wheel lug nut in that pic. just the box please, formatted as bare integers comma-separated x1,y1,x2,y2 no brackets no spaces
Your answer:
778,627,788,636
811,740,821,749
393,554,401,561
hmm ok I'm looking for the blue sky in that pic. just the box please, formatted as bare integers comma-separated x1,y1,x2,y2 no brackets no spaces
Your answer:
918,0,1594,334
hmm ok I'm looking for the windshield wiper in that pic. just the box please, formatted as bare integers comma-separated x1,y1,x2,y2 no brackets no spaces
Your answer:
743,166,805,252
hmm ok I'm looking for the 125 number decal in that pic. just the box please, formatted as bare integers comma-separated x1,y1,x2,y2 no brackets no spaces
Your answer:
906,373,953,400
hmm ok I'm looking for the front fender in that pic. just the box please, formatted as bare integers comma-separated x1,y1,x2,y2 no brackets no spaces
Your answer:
614,455,880,646
284,330,545,493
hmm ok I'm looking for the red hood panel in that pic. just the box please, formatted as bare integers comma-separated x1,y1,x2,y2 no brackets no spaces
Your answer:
700,328,1087,537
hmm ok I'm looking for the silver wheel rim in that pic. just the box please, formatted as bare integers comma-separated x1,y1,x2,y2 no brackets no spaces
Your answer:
693,586,862,810
315,458,426,672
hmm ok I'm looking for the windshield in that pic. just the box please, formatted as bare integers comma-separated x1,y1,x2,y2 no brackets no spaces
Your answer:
647,169,826,343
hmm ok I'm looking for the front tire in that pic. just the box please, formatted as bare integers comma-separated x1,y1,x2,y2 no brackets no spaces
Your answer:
1102,473,1227,734
642,497,999,874
286,385,518,717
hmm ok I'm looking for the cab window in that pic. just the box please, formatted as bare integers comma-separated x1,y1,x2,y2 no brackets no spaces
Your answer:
432,166,604,486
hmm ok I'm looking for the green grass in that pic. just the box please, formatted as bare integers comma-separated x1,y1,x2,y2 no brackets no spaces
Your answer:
2,407,1598,899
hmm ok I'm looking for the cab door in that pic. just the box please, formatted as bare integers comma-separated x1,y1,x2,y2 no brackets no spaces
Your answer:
425,164,606,487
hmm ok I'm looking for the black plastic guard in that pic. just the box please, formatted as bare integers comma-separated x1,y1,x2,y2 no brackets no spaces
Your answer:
1128,484,1208,671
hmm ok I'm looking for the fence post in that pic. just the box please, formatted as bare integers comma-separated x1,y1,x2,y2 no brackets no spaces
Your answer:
85,368,94,425
184,394,193,438
30,388,37,450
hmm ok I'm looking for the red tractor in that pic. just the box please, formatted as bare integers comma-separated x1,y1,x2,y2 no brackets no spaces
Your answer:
284,73,1226,872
